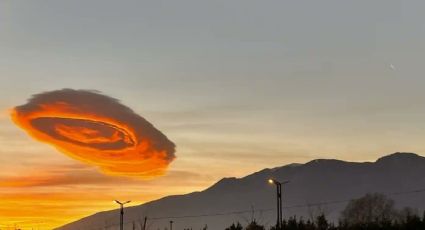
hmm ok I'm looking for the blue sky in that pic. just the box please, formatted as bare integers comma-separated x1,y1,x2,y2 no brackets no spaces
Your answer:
2,0,425,175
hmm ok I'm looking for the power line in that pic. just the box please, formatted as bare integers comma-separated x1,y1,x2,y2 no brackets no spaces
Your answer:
147,187,425,220
90,187,425,229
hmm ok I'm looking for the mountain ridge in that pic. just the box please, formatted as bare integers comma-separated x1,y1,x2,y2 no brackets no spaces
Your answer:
56,152,425,230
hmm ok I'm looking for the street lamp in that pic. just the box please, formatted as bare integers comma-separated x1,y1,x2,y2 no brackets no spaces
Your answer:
169,220,174,230
115,200,131,230
268,179,289,229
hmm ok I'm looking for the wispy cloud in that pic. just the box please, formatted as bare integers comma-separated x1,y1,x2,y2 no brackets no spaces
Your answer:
0,164,130,187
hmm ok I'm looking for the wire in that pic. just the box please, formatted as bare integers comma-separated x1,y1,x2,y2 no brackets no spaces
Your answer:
86,187,425,229
147,187,425,220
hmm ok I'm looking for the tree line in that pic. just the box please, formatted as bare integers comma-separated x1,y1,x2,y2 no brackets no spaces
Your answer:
224,193,425,230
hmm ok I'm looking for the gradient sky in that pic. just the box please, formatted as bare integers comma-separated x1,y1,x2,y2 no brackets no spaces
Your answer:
1,0,425,229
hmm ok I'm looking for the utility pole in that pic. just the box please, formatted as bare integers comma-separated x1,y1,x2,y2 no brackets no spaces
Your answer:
169,220,173,230
268,179,289,229
143,217,147,230
115,200,131,230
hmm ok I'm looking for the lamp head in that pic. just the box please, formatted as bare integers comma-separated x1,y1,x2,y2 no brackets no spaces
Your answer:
115,200,130,205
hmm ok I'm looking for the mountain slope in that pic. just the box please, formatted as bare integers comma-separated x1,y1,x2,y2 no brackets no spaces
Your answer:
56,152,425,230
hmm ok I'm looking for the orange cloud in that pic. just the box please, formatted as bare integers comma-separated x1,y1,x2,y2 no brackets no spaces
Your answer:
10,89,176,178
0,167,122,187
0,164,214,229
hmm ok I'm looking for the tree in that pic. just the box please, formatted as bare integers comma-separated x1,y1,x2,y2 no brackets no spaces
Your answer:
340,193,397,226
315,214,329,230
225,222,243,230
244,220,264,230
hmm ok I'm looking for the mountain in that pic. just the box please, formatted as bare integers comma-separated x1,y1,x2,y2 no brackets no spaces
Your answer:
55,152,425,230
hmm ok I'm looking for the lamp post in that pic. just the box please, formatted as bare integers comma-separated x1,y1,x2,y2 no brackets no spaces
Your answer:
268,179,289,229
169,220,173,230
115,200,131,230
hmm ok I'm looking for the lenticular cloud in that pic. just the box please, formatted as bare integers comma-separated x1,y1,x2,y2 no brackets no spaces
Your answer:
11,89,176,178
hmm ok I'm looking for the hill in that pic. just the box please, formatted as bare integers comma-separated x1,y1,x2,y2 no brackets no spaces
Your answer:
56,152,425,230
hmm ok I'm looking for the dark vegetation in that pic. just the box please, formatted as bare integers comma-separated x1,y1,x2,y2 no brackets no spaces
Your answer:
225,193,425,230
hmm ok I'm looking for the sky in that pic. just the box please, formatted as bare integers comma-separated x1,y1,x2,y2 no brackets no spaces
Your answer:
1,0,425,229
